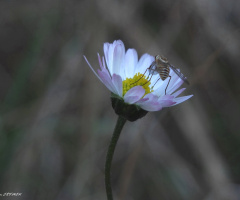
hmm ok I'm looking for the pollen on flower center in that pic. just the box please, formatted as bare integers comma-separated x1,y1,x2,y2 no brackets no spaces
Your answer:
122,73,152,97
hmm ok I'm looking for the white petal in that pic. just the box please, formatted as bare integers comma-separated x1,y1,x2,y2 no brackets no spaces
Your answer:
171,95,193,106
168,69,180,88
149,74,161,87
167,79,184,94
124,49,138,78
152,78,170,96
103,43,110,70
84,55,102,83
136,54,154,74
104,42,114,75
112,40,125,76
171,88,186,97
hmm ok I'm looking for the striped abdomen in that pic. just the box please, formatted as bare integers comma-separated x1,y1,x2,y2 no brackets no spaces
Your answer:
159,66,170,81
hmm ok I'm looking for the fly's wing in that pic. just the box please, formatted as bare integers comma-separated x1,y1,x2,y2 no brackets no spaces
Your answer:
148,61,158,75
169,64,190,85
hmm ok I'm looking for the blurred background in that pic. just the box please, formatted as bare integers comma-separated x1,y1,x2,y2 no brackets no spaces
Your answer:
0,0,240,199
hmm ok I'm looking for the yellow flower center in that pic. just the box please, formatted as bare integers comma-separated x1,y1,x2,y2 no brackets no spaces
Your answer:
122,73,152,97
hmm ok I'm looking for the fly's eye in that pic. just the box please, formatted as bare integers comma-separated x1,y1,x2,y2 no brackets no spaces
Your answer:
159,55,168,63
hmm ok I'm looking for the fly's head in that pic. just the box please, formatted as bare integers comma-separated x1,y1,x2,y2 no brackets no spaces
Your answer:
155,55,169,66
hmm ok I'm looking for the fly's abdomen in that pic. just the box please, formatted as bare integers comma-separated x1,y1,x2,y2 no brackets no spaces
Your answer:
159,66,170,81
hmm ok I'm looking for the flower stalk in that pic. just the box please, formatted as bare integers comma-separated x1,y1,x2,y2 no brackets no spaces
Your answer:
105,116,127,200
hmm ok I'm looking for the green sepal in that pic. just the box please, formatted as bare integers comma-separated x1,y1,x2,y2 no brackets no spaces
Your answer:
111,93,148,122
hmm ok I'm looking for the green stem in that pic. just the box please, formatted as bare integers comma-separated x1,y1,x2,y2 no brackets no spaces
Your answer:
105,116,127,200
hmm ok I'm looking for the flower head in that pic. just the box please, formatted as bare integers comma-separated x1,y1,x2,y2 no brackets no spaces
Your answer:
84,40,192,120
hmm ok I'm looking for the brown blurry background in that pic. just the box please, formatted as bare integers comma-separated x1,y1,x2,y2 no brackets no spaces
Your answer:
0,0,240,200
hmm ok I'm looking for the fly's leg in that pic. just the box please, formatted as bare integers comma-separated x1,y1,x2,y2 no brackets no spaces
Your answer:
151,77,161,89
130,68,148,85
165,75,171,95
142,73,154,86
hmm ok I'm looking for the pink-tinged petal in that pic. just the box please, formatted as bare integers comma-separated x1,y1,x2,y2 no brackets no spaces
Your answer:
171,95,193,106
97,53,103,70
84,55,102,83
136,97,149,103
102,56,111,77
155,94,175,107
172,88,186,97
142,93,158,101
136,93,162,111
124,96,143,104
124,49,138,78
112,74,123,97
136,93,156,104
136,93,159,104
112,41,125,76
159,94,174,100
138,101,162,112
97,68,116,93
159,99,176,107
124,86,145,104
102,56,106,69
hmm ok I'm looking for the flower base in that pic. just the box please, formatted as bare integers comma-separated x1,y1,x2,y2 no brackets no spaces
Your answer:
111,93,148,122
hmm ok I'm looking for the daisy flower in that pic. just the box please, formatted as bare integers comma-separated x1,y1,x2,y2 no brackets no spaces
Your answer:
84,40,193,200
84,40,192,118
